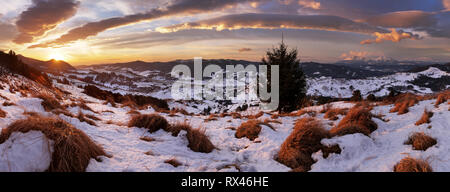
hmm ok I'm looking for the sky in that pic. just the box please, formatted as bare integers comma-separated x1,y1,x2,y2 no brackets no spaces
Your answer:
0,0,449,65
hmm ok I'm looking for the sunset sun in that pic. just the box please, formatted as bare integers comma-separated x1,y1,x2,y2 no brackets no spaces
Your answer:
48,53,65,61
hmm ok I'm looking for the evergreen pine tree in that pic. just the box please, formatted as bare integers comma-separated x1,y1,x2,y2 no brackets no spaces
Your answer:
262,41,307,112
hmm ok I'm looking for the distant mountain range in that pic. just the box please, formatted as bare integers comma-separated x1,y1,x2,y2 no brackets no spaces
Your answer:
84,59,448,79
18,55,76,72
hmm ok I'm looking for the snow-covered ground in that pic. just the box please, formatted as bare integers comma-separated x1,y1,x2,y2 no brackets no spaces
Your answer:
0,72,449,172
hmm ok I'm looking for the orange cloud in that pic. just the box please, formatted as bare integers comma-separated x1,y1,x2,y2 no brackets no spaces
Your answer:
444,0,450,11
157,13,387,34
360,28,421,45
298,0,321,10
30,0,265,48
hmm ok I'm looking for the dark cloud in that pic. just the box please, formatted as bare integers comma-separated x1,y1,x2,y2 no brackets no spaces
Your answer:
0,21,18,42
157,13,388,34
238,48,252,52
366,11,436,28
31,0,267,48
13,0,80,44
366,10,450,39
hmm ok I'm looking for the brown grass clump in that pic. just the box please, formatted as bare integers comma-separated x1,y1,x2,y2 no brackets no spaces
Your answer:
168,121,192,137
405,132,437,151
329,106,377,137
2,101,15,106
393,157,432,172
204,114,218,122
128,113,169,133
389,93,419,115
324,108,347,120
52,108,75,118
85,114,101,121
235,120,263,141
245,111,264,119
164,158,182,167
0,116,107,172
0,107,6,118
140,136,156,142
37,93,63,111
77,111,97,126
276,118,337,171
435,91,449,107
186,128,215,153
415,109,433,126
320,103,333,113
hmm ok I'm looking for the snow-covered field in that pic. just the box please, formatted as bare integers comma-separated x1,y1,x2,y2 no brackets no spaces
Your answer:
0,73,448,172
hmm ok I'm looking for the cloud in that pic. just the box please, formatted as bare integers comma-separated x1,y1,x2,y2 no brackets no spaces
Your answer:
444,0,450,11
0,21,18,42
360,28,421,45
13,0,80,44
366,11,436,28
298,0,320,10
238,48,252,52
340,50,385,61
30,0,266,48
156,13,388,34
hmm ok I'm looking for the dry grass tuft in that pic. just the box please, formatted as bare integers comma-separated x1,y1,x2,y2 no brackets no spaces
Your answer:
276,118,337,171
389,93,419,115
2,101,15,106
0,116,107,172
37,93,63,112
204,114,218,122
52,108,75,118
128,113,169,133
186,128,215,153
393,157,432,172
405,132,437,151
0,107,6,118
320,103,333,113
164,158,182,167
245,111,264,119
140,136,156,142
329,106,377,137
235,120,262,141
435,91,449,107
415,109,433,126
168,121,192,137
77,111,97,126
324,108,347,120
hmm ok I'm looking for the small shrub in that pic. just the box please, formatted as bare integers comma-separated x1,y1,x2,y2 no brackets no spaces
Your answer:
0,116,107,172
128,114,169,133
393,157,432,172
405,132,437,151
350,90,362,102
186,128,215,153
330,106,377,137
415,109,433,126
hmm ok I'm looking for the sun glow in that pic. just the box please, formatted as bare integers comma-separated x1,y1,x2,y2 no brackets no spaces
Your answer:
48,53,66,61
